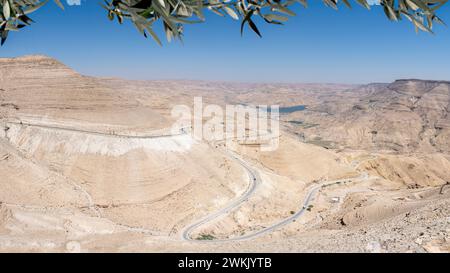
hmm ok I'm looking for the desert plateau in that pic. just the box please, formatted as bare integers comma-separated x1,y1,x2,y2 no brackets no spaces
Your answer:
0,55,449,253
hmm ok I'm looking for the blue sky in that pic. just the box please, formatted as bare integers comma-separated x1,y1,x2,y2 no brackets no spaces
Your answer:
1,1,449,84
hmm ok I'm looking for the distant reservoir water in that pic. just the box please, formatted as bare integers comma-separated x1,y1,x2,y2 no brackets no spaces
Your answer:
262,105,306,114
278,105,306,114
244,104,307,114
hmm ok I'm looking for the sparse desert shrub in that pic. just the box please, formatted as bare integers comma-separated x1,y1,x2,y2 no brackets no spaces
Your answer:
197,234,216,240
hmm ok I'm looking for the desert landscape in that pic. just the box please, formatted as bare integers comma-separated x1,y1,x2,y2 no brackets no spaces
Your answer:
0,55,449,253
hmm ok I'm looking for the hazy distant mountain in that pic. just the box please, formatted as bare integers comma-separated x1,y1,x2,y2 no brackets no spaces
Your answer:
0,55,449,253
286,79,450,153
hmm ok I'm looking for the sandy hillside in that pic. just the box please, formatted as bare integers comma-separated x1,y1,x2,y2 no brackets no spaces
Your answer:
0,55,448,253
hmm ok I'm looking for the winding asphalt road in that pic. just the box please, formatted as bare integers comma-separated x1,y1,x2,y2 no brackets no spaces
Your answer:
4,121,187,139
181,159,370,242
180,150,261,241
4,120,373,242
225,173,369,241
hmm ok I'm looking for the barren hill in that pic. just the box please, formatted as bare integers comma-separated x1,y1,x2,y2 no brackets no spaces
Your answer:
284,79,450,153
0,55,169,131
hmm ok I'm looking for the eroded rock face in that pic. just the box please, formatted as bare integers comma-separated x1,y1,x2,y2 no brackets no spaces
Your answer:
0,202,11,227
0,55,126,109
0,55,449,252
287,79,450,153
358,154,450,187
0,55,169,130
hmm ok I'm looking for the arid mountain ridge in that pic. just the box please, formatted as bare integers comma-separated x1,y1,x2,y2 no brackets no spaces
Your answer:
285,78,450,154
0,55,449,252
2,55,449,154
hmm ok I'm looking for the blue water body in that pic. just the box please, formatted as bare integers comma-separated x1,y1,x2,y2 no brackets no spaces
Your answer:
245,104,307,114
279,105,307,114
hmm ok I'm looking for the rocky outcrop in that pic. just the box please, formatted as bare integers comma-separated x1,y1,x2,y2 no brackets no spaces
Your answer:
292,79,450,154
0,55,169,129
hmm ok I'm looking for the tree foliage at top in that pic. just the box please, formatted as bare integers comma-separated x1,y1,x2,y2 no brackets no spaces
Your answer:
0,0,448,46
